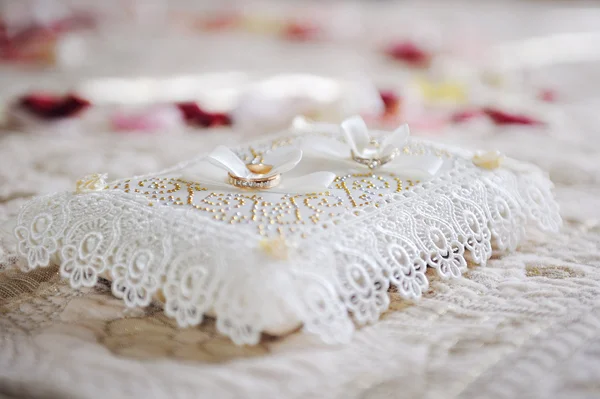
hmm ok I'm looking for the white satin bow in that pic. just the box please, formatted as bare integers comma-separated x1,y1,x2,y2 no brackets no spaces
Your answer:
296,115,443,180
180,145,336,194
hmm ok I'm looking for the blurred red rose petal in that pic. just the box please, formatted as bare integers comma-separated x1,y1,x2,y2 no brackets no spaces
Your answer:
199,13,240,31
451,109,484,123
282,21,321,41
1,13,94,63
538,89,557,103
385,41,431,67
379,90,401,117
0,23,56,62
49,13,96,33
176,102,232,128
19,93,90,119
483,108,543,126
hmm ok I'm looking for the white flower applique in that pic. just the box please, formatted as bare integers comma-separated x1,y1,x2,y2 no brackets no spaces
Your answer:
60,232,107,288
75,173,108,193
297,115,444,180
180,145,336,194
14,214,57,269
111,240,165,308
472,150,504,170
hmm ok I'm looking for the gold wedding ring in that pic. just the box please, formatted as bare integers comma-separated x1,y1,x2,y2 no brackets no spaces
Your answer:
228,163,281,189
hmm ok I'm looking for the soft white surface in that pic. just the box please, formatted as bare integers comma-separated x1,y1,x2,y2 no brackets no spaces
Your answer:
1,1,600,398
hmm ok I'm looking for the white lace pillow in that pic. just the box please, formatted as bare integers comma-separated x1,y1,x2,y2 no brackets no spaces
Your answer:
12,118,561,345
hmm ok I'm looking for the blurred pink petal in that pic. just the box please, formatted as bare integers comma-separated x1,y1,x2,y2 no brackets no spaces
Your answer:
407,117,448,134
48,13,96,33
198,13,241,31
282,21,321,41
538,89,557,103
0,24,57,63
112,106,184,132
370,115,447,133
0,13,94,63
451,109,484,124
